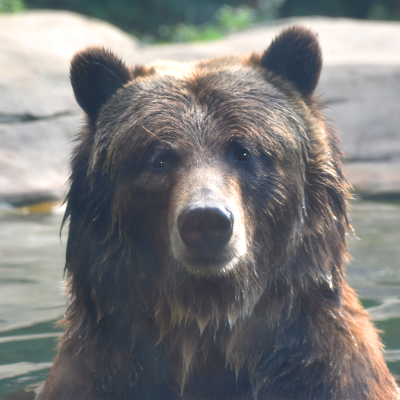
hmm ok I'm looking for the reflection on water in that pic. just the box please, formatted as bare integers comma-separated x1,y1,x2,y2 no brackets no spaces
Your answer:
0,200,399,397
0,208,66,399
0,210,67,333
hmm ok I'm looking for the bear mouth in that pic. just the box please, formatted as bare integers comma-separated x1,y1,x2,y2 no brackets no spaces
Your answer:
182,253,239,275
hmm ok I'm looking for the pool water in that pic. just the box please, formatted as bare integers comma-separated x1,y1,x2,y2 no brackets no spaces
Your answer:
0,200,399,398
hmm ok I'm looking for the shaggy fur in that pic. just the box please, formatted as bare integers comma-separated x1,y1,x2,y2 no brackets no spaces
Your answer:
41,27,399,399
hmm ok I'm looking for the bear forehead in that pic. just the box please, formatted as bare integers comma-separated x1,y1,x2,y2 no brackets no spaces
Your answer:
100,71,305,141
108,57,303,128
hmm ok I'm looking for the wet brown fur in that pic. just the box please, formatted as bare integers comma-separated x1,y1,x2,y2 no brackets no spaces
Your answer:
41,27,399,399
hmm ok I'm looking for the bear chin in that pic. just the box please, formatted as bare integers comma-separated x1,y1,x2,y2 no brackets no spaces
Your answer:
180,257,240,276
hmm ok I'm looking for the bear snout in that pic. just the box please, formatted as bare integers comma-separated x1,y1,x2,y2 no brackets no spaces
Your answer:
178,201,234,253
169,176,248,275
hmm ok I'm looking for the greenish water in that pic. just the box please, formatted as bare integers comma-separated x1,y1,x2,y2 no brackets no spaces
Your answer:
0,200,399,398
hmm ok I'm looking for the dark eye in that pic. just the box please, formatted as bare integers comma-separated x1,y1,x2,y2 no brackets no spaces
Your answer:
151,149,175,171
236,149,251,161
152,156,169,170
231,142,252,162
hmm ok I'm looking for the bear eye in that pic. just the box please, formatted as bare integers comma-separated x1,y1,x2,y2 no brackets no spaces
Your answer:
231,142,252,162
152,156,169,170
151,149,174,171
236,148,251,162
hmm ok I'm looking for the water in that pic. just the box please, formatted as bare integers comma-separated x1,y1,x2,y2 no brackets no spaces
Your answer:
0,207,66,399
346,200,400,375
0,200,399,398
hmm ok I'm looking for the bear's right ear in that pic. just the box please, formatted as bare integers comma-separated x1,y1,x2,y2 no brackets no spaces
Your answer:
70,47,133,120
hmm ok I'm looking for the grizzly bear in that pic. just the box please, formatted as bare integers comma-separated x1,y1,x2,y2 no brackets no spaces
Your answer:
41,27,399,399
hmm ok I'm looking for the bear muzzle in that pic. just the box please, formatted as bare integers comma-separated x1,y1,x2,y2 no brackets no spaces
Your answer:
169,167,248,276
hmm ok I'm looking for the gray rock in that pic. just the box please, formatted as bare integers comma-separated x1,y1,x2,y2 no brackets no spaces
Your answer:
0,10,140,119
0,10,139,205
344,161,400,198
1,12,399,205
321,65,400,162
0,113,80,206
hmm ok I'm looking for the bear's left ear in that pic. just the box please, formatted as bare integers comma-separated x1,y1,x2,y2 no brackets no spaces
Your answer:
261,26,322,98
70,47,133,121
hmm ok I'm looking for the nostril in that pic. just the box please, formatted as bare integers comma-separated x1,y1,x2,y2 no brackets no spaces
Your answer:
209,211,231,237
184,214,203,242
178,202,233,251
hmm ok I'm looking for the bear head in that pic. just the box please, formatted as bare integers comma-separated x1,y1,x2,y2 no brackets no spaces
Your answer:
65,26,349,341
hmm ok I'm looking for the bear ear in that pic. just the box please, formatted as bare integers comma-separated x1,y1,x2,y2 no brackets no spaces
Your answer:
70,47,133,120
261,26,322,98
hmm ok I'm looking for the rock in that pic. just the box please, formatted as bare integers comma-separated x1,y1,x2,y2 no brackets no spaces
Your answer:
1,11,399,205
0,10,140,205
321,64,400,162
0,10,140,119
0,113,79,206
344,161,400,198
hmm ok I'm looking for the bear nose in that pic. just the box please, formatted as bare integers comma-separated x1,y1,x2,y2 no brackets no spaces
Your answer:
178,202,233,251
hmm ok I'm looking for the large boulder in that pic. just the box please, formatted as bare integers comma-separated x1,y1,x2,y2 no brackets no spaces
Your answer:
1,11,399,205
0,10,140,206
